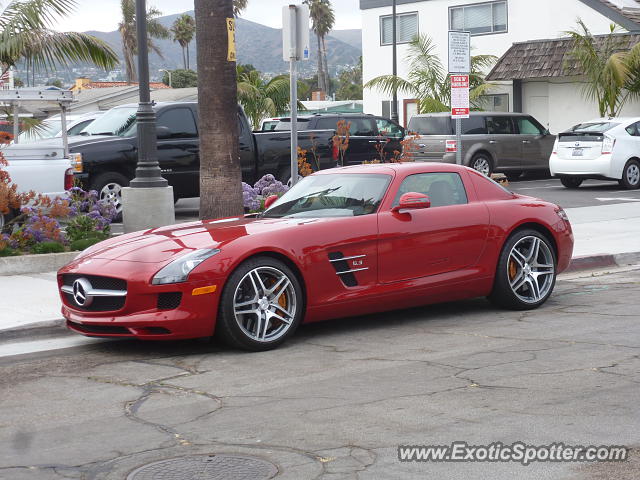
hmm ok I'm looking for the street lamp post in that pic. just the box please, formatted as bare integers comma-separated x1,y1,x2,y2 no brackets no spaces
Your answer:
121,0,175,232
159,69,172,88
391,0,399,123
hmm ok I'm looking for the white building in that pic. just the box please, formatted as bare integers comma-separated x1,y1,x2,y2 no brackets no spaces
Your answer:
360,0,640,131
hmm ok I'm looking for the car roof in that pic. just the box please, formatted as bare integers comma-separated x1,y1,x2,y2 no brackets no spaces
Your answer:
577,117,640,124
314,162,470,176
410,111,530,118
280,113,379,121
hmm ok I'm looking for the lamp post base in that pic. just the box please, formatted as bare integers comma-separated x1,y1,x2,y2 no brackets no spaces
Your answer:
122,186,175,233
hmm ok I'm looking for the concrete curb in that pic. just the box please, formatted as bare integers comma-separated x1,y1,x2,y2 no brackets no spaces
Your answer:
2,251,640,342
0,251,77,276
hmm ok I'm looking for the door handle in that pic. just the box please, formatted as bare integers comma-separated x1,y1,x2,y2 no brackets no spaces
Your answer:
489,140,497,144
522,140,531,144
368,140,378,143
418,144,426,148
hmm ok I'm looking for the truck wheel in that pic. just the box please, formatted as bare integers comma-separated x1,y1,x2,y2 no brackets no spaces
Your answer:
470,153,493,176
91,172,130,222
278,167,292,187
619,159,640,190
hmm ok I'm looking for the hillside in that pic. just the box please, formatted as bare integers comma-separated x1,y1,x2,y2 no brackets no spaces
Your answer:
85,13,362,77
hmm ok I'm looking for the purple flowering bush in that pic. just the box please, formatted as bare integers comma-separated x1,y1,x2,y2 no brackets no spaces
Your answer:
243,175,289,212
63,187,116,243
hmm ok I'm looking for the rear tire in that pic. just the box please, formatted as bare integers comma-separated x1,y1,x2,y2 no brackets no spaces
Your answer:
619,159,640,190
560,177,583,189
215,256,304,351
470,153,493,176
489,229,557,310
91,172,130,222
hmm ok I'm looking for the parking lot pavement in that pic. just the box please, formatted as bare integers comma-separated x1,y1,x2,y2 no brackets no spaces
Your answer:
2,267,639,479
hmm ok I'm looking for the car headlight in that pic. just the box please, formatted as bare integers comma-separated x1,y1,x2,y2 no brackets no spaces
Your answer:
152,249,220,285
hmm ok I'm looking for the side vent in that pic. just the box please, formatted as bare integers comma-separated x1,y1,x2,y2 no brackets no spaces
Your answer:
328,252,368,287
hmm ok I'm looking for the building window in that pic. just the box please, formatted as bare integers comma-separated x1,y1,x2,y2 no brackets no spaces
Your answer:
449,1,507,36
479,93,509,112
380,12,418,45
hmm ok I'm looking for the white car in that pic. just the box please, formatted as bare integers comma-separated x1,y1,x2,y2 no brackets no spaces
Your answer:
15,111,104,144
549,117,640,190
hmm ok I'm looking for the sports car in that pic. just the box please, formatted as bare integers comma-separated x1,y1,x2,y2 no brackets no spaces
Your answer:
58,163,574,351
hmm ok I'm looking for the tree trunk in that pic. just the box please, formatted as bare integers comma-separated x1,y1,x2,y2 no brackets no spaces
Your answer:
321,35,330,98
194,0,243,220
316,33,325,95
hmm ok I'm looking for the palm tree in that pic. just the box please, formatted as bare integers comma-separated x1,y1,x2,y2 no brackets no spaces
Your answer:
118,0,170,83
365,34,496,113
0,0,118,77
171,14,195,70
304,0,335,96
565,20,640,117
194,0,243,219
237,70,305,130
233,0,248,17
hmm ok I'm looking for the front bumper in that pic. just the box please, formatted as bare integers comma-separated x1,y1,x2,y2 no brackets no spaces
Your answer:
549,153,617,179
59,272,224,341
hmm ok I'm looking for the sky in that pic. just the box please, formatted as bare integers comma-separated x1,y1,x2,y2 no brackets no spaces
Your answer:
53,0,362,32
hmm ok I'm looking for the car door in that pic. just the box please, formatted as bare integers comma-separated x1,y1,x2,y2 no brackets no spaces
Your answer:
377,171,490,283
314,116,379,165
374,117,405,161
156,107,199,198
486,116,520,170
515,116,554,169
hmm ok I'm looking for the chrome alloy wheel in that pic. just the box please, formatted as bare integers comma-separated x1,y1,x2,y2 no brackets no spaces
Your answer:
507,236,555,304
626,163,640,187
233,266,297,342
472,157,491,176
99,182,123,214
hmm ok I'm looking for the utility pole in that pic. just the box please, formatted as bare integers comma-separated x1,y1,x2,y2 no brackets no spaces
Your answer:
391,0,399,123
121,0,175,232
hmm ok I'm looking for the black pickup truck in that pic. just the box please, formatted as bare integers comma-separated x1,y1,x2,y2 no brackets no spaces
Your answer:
67,102,335,213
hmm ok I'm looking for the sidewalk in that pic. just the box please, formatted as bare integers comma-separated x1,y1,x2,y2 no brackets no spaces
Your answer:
1,202,639,335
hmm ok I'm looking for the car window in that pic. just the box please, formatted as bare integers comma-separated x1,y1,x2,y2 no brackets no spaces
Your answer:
625,122,640,136
157,108,198,138
487,116,514,135
461,116,487,134
67,119,93,136
393,172,468,208
349,118,377,136
568,122,619,133
375,118,404,138
407,116,453,135
314,117,339,130
517,117,544,135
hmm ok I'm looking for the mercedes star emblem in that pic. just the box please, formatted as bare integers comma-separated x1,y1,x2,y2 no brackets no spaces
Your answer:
72,278,94,307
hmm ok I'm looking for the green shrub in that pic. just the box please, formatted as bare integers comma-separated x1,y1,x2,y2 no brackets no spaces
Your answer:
31,241,65,254
0,247,18,257
65,215,110,243
70,237,104,251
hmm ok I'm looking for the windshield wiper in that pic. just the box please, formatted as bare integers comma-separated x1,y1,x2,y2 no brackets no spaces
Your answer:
92,132,114,136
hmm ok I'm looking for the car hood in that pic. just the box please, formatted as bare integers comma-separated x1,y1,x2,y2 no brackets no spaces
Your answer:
74,215,322,264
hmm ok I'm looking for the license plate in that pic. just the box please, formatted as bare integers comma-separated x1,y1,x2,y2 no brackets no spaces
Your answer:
572,148,584,157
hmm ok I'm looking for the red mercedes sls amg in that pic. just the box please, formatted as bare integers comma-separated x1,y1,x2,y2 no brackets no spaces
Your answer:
59,163,573,351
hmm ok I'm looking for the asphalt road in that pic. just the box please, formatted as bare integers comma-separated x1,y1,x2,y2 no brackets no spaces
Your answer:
2,267,639,479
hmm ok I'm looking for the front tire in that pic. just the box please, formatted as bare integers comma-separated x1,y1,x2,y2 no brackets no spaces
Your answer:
91,172,130,222
560,177,583,189
216,256,304,351
619,159,640,190
489,229,557,310
470,153,493,176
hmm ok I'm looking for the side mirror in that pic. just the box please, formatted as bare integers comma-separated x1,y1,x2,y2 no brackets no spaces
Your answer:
263,194,279,210
392,192,431,213
156,126,172,139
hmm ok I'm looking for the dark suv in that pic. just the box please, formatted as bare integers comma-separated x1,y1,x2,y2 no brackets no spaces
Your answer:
406,112,555,178
276,113,406,164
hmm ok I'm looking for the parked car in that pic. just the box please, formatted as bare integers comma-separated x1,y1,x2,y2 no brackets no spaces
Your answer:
406,112,555,179
549,117,640,190
15,111,103,144
59,163,573,351
275,113,406,164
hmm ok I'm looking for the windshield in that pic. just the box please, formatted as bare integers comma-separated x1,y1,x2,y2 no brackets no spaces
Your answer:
17,120,62,143
263,173,391,218
568,122,619,133
407,116,453,135
83,107,138,137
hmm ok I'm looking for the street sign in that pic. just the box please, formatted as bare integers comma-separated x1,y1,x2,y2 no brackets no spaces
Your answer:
448,31,470,73
282,4,310,62
451,75,470,119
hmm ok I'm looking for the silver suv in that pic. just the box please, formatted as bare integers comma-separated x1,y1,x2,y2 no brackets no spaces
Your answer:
406,112,555,179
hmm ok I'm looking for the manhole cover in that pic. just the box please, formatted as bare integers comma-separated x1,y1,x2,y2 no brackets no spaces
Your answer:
127,454,278,480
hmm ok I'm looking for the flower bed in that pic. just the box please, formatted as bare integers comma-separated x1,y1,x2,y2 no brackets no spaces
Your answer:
242,174,289,212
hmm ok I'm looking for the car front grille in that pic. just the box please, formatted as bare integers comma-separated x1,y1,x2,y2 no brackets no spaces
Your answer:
61,274,127,312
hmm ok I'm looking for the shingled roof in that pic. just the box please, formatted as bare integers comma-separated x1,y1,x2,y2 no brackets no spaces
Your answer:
486,33,640,81
599,0,640,24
